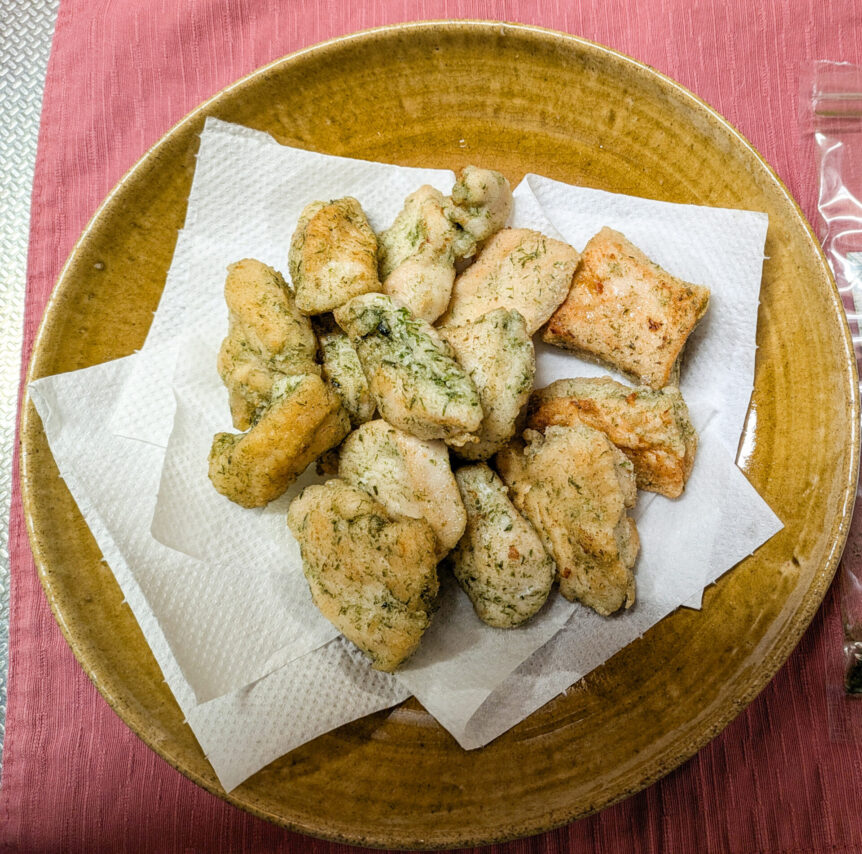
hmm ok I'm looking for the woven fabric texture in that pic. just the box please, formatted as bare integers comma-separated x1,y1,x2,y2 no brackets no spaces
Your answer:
3,1,862,852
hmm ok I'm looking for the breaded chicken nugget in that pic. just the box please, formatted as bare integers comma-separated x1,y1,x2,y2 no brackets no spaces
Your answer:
496,426,639,616
378,169,513,323
528,377,697,498
452,463,555,628
217,259,319,430
440,308,535,461
542,227,710,389
438,228,580,334
288,197,381,315
448,166,513,244
287,479,439,672
339,419,466,557
334,293,483,446
378,185,462,323
208,374,350,508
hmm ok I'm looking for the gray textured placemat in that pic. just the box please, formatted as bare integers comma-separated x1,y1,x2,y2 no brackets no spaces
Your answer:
0,0,61,766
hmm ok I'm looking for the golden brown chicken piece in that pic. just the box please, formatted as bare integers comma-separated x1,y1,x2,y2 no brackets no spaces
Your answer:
496,426,639,616
452,463,555,628
288,197,381,315
287,478,439,672
377,169,513,323
528,377,698,498
334,293,483,447
338,419,466,558
439,308,535,461
208,374,350,508
319,329,376,426
542,227,710,389
217,259,319,430
438,228,580,334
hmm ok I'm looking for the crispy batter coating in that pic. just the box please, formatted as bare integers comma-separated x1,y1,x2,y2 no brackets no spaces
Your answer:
217,259,319,431
440,309,535,461
528,377,697,498
287,479,439,672
319,329,376,426
542,227,710,389
496,426,639,616
377,169,513,323
208,374,350,508
338,419,466,557
288,197,381,315
448,166,513,243
452,464,555,628
378,185,461,323
334,293,483,446
438,228,580,334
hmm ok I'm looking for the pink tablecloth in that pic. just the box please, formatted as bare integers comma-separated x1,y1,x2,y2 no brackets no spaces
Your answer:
3,2,862,852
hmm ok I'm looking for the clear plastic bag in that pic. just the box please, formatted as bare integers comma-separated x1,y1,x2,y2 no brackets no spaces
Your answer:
803,61,862,693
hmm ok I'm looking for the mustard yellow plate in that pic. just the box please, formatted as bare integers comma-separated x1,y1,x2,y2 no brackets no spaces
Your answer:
20,22,859,849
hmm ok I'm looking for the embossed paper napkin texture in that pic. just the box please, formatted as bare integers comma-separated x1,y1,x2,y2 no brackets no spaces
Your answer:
23,117,779,781
30,352,338,704
28,356,411,791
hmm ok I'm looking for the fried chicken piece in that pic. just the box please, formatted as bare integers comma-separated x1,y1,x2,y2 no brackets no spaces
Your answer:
438,228,580,334
334,293,483,446
208,374,350,508
338,419,466,557
542,227,710,389
287,479,439,672
496,426,639,616
378,169,513,323
448,166,513,243
288,197,381,315
528,377,698,498
217,259,319,430
440,309,535,461
319,329,376,426
378,185,462,323
452,464,555,628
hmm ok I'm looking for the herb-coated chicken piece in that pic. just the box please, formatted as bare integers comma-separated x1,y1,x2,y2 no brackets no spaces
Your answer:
528,377,698,498
377,169,513,323
448,165,513,243
208,374,350,508
287,478,439,672
319,329,376,426
496,426,639,616
338,419,466,558
440,308,535,460
333,293,483,447
452,463,555,628
217,259,319,431
378,185,462,323
543,227,710,389
288,197,381,315
438,228,580,334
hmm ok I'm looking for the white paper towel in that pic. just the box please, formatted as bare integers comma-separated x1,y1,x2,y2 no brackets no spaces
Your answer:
30,356,410,792
109,118,454,448
30,361,341,705
31,119,783,790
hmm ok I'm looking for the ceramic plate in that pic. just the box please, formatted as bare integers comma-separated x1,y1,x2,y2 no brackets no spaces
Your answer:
20,22,859,848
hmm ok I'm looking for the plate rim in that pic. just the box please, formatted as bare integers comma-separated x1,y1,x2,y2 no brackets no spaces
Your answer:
19,19,861,848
